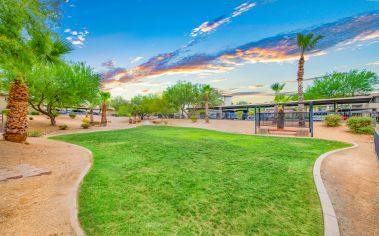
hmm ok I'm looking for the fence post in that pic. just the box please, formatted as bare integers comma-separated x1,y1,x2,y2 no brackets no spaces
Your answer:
373,109,377,128
254,107,257,134
310,102,314,137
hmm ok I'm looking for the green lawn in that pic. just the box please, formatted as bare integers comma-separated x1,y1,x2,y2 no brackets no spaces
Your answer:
52,126,348,235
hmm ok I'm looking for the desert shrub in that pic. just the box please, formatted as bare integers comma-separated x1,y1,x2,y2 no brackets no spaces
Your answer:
163,120,168,125
29,116,34,120
81,123,91,129
27,131,42,137
69,113,76,119
30,111,40,115
199,110,206,115
235,111,244,120
191,115,198,123
81,117,91,123
248,110,255,116
1,109,8,115
92,121,100,126
59,124,68,130
324,115,342,127
346,117,373,134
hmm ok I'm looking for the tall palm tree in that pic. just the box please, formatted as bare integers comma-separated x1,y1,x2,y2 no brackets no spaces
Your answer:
100,92,111,126
0,1,71,142
202,85,211,123
297,33,323,125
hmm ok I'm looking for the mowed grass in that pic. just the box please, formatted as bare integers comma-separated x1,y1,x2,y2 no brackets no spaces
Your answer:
52,126,349,235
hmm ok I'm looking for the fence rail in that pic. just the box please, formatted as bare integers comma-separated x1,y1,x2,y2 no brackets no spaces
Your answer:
258,112,310,128
375,129,379,160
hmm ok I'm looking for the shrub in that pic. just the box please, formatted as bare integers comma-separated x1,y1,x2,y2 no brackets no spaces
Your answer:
59,124,68,130
27,131,42,137
29,116,34,120
81,123,91,129
30,111,40,115
69,113,76,119
324,115,342,127
163,120,168,125
235,111,244,120
81,117,91,123
191,115,198,123
1,109,8,115
199,110,206,115
92,121,100,126
346,117,373,134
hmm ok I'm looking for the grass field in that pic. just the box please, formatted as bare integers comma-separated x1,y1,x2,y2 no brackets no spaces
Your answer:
52,126,349,235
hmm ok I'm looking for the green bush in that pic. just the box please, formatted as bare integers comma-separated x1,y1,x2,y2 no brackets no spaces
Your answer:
27,130,42,137
190,115,198,123
346,117,373,134
199,110,206,115
69,113,76,119
81,117,91,123
235,111,244,120
59,124,68,130
81,123,91,129
1,109,8,115
324,114,342,127
30,111,40,115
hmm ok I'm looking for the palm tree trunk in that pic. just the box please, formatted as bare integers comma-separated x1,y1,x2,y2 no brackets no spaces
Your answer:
100,103,107,126
3,80,29,142
297,54,305,126
205,94,209,123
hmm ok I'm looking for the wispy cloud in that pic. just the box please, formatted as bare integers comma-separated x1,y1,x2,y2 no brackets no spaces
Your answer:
102,59,117,68
131,56,144,63
64,28,89,48
367,60,379,65
191,1,256,37
102,10,379,87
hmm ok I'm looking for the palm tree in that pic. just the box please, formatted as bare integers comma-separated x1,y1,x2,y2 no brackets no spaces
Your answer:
100,92,111,126
297,33,323,125
270,83,285,125
0,1,71,142
202,85,211,123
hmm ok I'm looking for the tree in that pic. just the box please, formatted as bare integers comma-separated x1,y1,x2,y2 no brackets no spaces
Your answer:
100,91,111,126
236,101,249,105
198,84,222,123
202,85,211,123
0,0,68,142
163,81,200,118
109,96,128,112
28,62,100,125
296,33,323,126
305,70,378,99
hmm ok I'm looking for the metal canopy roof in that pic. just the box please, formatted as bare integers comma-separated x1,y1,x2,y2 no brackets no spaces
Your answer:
215,95,376,110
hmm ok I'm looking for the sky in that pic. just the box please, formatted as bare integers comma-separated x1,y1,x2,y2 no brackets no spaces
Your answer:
60,0,379,103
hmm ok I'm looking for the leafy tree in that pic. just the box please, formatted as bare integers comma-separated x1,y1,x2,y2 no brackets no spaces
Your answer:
296,33,323,114
28,62,100,126
236,101,249,105
109,96,128,111
163,81,200,118
100,91,111,126
0,0,69,142
305,70,378,99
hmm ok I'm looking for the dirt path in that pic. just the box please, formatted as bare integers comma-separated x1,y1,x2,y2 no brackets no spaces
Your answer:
0,138,91,236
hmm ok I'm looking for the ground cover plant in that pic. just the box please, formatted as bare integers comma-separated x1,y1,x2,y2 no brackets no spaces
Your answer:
52,126,348,235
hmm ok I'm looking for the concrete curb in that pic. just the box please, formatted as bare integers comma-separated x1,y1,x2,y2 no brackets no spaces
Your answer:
313,142,359,236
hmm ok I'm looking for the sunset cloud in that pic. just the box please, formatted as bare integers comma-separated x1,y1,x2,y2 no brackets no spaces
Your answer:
190,1,256,37
367,60,379,65
102,10,379,87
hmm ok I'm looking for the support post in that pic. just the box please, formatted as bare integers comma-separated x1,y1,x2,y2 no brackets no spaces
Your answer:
310,102,314,137
254,107,257,134
333,103,337,113
373,109,377,128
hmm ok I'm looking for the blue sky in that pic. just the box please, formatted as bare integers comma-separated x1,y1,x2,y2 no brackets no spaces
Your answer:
61,0,379,102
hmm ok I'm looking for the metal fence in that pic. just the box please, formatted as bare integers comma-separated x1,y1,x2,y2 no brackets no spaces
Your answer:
258,112,310,128
375,128,379,160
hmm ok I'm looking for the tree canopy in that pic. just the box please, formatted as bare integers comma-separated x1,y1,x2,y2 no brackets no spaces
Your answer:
27,62,100,125
304,70,378,99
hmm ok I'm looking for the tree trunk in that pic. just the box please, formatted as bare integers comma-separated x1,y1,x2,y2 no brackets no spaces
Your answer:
100,103,107,126
49,115,56,126
90,108,94,125
205,94,209,123
297,54,305,127
3,80,29,142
